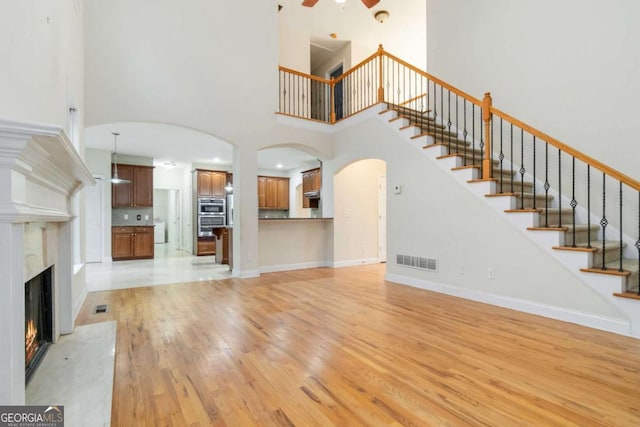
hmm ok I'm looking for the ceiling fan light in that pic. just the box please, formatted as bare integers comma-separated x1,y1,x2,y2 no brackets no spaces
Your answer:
334,0,346,3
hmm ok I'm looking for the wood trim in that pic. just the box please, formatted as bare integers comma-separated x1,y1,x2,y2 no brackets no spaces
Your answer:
275,112,332,125
504,209,539,213
552,246,597,252
581,267,631,277
527,227,568,231
334,51,380,83
485,193,518,198
491,107,640,191
278,66,331,84
381,51,483,106
451,165,480,171
613,292,640,300
398,93,428,107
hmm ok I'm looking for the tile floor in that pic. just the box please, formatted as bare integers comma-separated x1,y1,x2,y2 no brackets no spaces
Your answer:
26,321,116,427
85,244,232,292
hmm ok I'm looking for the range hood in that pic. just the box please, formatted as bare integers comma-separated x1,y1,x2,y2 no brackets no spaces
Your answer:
303,190,321,199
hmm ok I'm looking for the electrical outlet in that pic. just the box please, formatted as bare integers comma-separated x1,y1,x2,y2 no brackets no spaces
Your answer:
458,265,464,275
124,214,128,220
144,215,149,220
488,268,495,280
136,214,141,220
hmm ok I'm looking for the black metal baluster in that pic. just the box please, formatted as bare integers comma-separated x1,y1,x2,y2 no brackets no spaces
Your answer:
440,86,444,144
454,95,459,153
510,124,514,194
472,105,476,166
499,118,504,193
571,157,577,247
619,182,623,272
519,129,525,209
637,191,640,294
558,150,562,228
463,101,468,166
544,142,549,226
587,165,592,248
601,173,607,270
532,136,537,208
297,74,301,116
426,79,430,134
447,90,452,150
479,110,484,180
433,81,438,141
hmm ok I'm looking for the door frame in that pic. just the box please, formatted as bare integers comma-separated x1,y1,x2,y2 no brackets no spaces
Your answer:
85,175,104,263
378,175,387,263
327,62,345,120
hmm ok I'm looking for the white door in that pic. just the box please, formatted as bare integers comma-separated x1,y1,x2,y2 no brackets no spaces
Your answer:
85,177,103,263
378,175,387,262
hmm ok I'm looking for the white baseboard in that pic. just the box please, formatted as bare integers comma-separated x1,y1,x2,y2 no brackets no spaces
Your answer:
385,273,632,337
260,261,329,274
332,258,380,268
236,269,260,279
102,257,112,263
73,283,89,324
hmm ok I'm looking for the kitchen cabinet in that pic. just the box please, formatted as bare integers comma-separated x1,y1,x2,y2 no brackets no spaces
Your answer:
112,226,155,260
197,237,216,256
302,167,321,209
197,169,226,197
112,164,154,208
258,176,289,210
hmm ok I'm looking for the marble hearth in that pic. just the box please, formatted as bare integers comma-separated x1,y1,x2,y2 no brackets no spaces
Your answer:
0,119,94,404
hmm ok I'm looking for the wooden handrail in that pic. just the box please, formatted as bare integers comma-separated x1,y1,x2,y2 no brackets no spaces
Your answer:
491,107,640,191
381,50,483,106
278,66,332,85
333,50,381,83
398,93,428,107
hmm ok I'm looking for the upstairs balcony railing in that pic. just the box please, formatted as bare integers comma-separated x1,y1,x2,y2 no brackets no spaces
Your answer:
278,45,640,295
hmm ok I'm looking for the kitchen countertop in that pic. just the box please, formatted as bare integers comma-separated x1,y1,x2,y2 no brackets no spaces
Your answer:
259,217,333,221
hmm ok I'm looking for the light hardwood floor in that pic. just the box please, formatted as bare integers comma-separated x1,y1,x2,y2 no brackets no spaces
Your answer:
76,265,640,426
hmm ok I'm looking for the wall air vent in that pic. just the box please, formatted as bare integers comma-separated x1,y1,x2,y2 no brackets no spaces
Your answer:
396,254,438,272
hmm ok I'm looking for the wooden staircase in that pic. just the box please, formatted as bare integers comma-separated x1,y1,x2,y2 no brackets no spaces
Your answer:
381,104,640,300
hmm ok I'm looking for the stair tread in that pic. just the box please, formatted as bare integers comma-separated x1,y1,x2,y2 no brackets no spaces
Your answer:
613,292,640,300
554,240,626,251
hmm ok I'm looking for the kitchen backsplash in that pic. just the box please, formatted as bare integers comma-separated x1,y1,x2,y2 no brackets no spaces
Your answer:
112,207,154,226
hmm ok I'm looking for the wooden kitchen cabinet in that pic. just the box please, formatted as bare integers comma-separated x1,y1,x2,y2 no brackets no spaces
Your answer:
258,176,289,210
112,164,154,208
112,226,155,260
302,167,321,209
197,237,216,256
197,169,226,197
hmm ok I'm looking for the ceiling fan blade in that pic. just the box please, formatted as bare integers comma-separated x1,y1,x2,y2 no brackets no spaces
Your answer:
302,0,320,7
361,0,380,8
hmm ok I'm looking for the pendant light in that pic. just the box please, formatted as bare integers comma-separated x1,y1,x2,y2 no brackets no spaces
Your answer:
111,132,130,184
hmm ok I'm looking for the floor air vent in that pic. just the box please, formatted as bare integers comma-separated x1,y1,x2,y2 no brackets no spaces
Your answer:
94,304,109,314
396,254,438,272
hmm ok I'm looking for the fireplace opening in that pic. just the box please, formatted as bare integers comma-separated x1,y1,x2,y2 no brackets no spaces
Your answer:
25,266,53,384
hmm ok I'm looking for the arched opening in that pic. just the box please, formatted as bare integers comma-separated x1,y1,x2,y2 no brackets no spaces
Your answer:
333,158,387,267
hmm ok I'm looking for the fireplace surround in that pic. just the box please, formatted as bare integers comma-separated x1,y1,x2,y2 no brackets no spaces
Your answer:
0,119,94,404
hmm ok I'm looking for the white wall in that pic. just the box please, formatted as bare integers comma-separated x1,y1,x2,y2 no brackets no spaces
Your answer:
426,0,640,180
85,149,113,260
324,111,625,323
279,25,311,72
333,159,386,265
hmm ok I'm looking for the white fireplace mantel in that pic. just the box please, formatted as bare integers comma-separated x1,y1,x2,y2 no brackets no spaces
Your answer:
0,119,95,223
0,119,95,405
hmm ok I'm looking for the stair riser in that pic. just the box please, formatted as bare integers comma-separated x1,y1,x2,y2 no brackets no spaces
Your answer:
494,182,534,193
515,196,554,210
592,248,624,267
563,229,600,246
625,271,640,292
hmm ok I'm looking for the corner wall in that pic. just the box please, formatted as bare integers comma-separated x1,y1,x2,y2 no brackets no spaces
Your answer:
426,0,640,180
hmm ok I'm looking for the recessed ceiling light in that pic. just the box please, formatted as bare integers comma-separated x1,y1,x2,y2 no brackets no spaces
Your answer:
213,157,220,162
276,164,283,169
163,161,176,169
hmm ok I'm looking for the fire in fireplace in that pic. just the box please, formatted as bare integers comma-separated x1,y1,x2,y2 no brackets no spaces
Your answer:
25,266,53,383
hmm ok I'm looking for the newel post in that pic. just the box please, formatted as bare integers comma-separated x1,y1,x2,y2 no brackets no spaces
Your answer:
482,92,493,180
330,77,336,123
377,44,385,103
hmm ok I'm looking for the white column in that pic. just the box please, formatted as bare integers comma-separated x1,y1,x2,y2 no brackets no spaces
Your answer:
0,222,25,405
57,221,74,335
232,144,259,278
